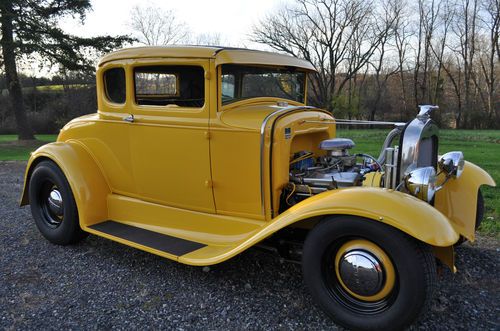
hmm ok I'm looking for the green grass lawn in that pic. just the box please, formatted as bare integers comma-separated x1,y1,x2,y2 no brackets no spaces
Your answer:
1,129,498,236
0,134,57,160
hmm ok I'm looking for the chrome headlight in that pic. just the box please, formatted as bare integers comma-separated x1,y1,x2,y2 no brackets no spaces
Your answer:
438,151,464,178
405,166,437,202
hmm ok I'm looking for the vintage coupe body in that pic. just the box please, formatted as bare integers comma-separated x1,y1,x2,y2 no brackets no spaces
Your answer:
21,46,495,330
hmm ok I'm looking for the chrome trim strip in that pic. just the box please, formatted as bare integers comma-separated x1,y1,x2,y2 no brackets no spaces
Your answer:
302,119,405,126
259,105,315,217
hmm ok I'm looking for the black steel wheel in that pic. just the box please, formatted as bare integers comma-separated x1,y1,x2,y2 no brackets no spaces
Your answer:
302,216,436,331
29,160,87,245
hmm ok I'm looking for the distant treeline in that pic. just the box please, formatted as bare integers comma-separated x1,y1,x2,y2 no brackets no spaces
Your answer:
0,66,496,134
0,74,96,134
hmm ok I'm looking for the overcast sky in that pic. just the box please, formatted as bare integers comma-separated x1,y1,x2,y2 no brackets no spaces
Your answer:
60,0,289,48
19,0,291,76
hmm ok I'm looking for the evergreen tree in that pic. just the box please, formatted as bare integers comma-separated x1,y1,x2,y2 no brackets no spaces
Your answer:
0,0,132,140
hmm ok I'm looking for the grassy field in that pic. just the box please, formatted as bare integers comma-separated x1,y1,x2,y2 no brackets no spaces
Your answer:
0,134,56,160
1,130,498,236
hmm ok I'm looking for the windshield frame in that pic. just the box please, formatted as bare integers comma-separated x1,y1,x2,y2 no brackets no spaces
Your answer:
218,64,309,110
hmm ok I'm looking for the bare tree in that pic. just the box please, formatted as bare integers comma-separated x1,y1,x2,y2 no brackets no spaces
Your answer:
194,32,225,46
392,0,413,120
129,5,190,46
252,0,397,113
414,0,443,107
366,0,400,121
252,6,325,105
447,0,481,128
477,0,499,125
428,0,454,107
428,0,462,126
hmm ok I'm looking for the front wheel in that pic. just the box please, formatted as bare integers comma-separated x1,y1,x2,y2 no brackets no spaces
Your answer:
302,216,436,331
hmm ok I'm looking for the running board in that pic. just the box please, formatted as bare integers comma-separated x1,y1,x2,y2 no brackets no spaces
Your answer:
89,221,206,256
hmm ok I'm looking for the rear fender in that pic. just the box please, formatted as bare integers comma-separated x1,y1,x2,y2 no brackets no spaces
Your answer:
20,141,110,227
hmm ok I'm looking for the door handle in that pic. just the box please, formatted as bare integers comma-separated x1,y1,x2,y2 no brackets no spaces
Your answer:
123,114,134,123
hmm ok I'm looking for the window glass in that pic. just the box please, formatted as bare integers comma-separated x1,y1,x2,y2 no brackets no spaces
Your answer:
134,66,204,107
104,68,126,104
221,74,235,102
135,72,177,96
221,65,305,105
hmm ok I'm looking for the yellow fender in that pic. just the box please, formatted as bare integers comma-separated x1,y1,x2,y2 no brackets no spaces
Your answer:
20,141,110,228
435,161,496,241
181,187,460,265
273,187,460,246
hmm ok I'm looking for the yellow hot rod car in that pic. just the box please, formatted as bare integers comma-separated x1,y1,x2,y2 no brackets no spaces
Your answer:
21,46,495,330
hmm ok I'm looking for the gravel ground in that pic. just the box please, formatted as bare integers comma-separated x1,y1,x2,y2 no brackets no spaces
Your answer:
1,160,499,330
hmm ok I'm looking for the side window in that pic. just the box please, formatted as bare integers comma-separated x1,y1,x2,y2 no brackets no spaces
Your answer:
103,68,126,104
136,72,178,96
221,74,235,102
134,65,204,107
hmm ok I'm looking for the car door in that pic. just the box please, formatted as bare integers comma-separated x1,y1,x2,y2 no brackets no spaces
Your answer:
128,59,215,213
85,62,136,196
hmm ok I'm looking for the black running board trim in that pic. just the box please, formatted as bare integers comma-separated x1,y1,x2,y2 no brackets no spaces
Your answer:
89,221,206,256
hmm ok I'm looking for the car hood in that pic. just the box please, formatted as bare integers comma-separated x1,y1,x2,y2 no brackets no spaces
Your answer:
219,101,317,131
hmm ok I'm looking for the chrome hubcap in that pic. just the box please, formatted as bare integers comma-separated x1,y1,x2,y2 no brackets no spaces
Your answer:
338,250,384,297
47,189,63,218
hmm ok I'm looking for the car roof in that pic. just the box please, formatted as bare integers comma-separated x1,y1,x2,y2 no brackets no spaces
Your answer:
98,46,316,71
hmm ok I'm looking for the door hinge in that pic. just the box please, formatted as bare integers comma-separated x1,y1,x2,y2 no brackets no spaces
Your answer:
204,180,213,188
204,131,211,139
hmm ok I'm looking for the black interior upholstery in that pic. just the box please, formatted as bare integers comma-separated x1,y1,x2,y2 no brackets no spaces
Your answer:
135,65,205,107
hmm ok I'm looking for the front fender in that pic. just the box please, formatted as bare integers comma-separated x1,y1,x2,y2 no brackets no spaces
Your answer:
435,161,496,241
20,141,110,227
272,187,460,247
181,186,460,266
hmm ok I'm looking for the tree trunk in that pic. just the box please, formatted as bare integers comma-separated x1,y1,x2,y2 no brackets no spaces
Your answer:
0,1,35,140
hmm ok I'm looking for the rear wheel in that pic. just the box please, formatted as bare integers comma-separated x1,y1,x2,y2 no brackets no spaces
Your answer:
29,160,87,245
302,216,436,331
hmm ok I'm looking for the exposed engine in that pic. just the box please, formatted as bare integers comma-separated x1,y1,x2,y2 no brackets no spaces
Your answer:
281,138,380,209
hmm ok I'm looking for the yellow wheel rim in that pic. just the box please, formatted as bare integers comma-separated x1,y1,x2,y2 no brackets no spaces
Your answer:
334,239,396,302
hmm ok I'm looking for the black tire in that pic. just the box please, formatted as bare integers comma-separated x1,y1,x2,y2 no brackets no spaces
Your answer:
455,189,484,246
302,216,436,331
29,160,87,245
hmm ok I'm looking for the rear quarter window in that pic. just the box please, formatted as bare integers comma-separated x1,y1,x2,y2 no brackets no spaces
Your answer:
103,68,126,104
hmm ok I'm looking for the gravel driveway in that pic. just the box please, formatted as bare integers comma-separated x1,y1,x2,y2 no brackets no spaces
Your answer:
1,161,498,330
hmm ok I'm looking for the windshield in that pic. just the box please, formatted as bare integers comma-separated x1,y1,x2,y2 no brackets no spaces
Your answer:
221,64,306,105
